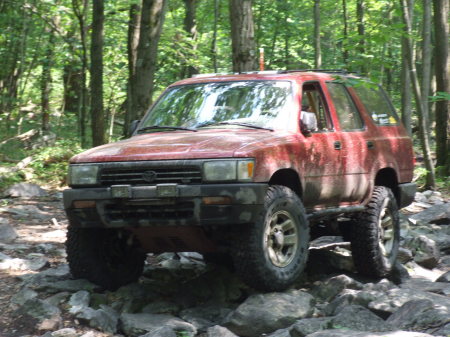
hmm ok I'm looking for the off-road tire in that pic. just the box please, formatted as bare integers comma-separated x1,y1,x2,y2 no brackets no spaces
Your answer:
231,185,309,291
350,186,400,278
66,227,146,291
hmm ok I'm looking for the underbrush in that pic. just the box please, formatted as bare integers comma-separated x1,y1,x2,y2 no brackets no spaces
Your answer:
0,139,84,191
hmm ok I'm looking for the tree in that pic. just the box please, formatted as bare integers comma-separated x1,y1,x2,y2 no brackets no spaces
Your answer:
314,0,321,68
400,0,436,188
183,0,198,77
129,0,167,123
229,0,257,72
90,0,105,146
356,0,366,74
400,0,414,135
433,0,450,174
341,0,349,66
41,26,55,132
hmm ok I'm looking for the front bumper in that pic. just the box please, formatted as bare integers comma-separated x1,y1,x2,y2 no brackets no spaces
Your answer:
63,183,268,228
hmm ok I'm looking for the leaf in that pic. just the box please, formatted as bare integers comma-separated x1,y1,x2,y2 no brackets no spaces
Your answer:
429,92,450,102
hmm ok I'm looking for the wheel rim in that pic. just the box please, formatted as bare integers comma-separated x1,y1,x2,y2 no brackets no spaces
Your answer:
264,210,298,267
378,198,394,257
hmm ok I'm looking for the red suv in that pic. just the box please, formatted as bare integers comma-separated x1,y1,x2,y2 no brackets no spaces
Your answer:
63,70,416,291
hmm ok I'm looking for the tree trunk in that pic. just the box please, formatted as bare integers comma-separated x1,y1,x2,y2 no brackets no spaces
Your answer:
229,0,257,72
433,0,450,173
72,0,89,148
41,27,55,132
130,0,167,121
124,3,141,136
356,0,366,73
183,0,198,77
314,0,321,68
211,0,219,72
400,0,436,188
421,0,432,132
90,0,105,146
401,0,414,135
342,0,349,66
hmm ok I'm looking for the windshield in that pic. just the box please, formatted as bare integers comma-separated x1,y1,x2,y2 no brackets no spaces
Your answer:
140,81,294,131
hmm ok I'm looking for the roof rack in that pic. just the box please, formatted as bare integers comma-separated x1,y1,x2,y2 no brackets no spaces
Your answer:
279,69,357,74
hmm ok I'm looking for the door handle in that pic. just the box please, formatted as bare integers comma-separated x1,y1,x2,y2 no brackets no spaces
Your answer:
334,141,341,150
367,141,375,149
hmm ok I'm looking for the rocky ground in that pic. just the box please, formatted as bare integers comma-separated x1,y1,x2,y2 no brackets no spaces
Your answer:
0,183,450,337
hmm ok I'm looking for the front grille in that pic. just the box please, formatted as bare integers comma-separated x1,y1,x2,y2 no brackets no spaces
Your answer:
104,202,195,221
100,167,202,186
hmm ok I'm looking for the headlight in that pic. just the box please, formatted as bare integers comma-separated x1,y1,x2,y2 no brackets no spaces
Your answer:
68,165,99,186
203,159,254,182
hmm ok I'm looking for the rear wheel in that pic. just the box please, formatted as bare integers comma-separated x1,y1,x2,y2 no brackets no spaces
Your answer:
350,186,400,278
232,185,309,291
66,227,146,290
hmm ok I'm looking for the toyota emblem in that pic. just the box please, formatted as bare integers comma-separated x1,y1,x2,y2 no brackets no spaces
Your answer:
142,170,157,183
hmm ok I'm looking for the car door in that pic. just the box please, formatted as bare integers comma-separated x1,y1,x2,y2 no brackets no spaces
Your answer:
325,81,372,204
299,81,346,209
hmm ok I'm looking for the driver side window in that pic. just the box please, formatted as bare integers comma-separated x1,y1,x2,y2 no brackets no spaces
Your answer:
301,83,333,132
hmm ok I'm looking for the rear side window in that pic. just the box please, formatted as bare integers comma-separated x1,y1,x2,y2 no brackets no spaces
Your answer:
327,82,364,131
353,85,398,125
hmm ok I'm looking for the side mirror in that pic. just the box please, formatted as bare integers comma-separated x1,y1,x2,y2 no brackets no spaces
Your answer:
300,112,318,134
129,120,140,136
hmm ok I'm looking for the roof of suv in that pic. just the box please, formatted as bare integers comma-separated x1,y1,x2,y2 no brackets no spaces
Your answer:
170,70,360,87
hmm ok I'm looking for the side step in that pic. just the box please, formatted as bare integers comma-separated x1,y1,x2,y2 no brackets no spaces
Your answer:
307,205,366,221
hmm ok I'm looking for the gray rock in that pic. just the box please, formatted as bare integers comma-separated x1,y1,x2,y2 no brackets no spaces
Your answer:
434,322,450,336
266,329,291,337
47,328,78,337
138,326,178,337
19,264,71,288
141,300,180,315
324,290,380,316
368,288,450,315
311,274,364,302
120,313,196,337
68,290,90,314
305,330,435,337
206,325,238,337
5,182,48,197
225,290,315,337
0,255,49,271
180,305,234,331
76,305,119,334
399,278,450,295
45,292,71,307
10,287,38,307
329,305,390,332
436,271,450,283
36,278,99,294
397,247,413,263
17,298,62,330
403,235,440,269
290,317,332,337
0,221,17,243
409,203,450,225
386,299,450,332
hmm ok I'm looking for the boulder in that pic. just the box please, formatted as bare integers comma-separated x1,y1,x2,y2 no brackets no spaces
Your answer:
290,317,332,337
179,305,234,331
409,203,450,225
76,305,119,334
305,330,435,337
5,183,48,198
206,325,239,337
224,290,315,337
436,271,450,283
120,313,196,337
329,305,390,332
403,235,440,269
138,327,178,337
386,299,450,332
311,274,364,302
0,219,17,243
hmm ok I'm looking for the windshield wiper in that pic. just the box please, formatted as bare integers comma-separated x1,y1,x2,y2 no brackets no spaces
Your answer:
197,121,273,131
137,125,197,133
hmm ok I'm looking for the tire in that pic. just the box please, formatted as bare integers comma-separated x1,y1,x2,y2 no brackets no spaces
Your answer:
66,227,146,291
350,186,400,278
231,185,310,291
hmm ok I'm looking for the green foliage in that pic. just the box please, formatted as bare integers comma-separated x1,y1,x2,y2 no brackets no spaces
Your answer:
429,92,450,102
175,331,191,337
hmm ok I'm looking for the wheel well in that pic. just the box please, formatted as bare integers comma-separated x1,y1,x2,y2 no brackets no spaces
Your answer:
269,169,302,199
374,168,399,203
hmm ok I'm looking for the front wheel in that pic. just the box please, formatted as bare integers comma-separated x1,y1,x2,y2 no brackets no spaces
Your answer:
231,185,310,291
350,186,400,278
66,227,146,291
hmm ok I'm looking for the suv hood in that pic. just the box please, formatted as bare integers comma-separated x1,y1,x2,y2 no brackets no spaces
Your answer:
71,129,286,163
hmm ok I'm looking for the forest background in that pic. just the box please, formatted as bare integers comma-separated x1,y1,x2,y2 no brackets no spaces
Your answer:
0,0,448,192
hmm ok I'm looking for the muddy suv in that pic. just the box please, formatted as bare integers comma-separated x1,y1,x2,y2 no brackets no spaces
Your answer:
63,70,416,291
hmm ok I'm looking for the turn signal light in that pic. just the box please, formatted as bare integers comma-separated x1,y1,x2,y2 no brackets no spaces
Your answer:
202,196,232,205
